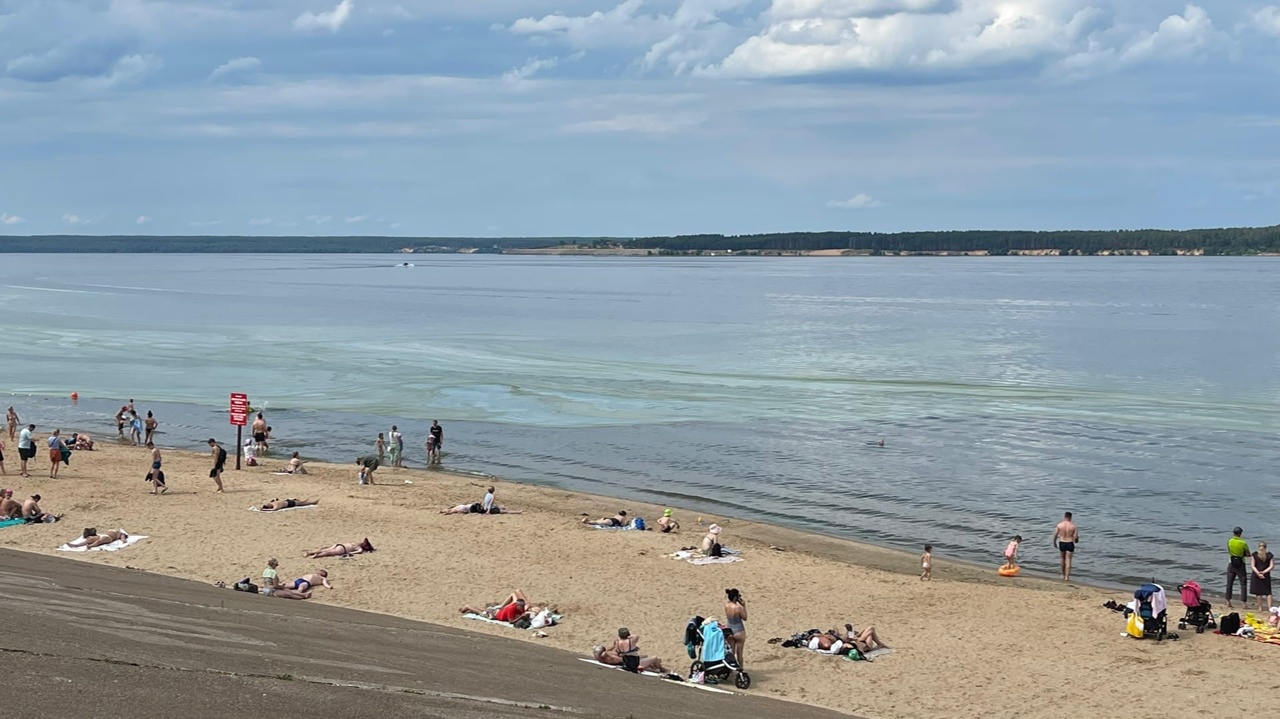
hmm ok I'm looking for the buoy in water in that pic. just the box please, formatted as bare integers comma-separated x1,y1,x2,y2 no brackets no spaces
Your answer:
70,392,79,400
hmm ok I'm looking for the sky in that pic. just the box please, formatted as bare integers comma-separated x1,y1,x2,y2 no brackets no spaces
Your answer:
1,0,1278,237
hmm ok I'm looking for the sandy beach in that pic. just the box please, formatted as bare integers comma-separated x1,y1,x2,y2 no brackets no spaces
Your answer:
0,438,1271,718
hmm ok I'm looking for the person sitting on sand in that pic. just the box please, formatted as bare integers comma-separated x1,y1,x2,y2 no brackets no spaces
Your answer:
701,524,723,555
260,498,319,512
304,538,375,559
69,528,127,549
0,489,22,518
284,452,307,475
260,557,310,600
582,510,628,528
839,622,890,654
289,569,332,592
70,433,94,451
657,509,680,533
460,589,532,623
23,494,61,523
592,627,668,673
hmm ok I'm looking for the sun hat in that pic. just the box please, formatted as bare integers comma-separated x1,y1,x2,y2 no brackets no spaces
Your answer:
663,509,673,517
709,524,721,535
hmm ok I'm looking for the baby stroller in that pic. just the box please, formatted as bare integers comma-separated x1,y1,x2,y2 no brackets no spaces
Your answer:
1176,581,1216,634
684,616,751,689
1128,583,1168,641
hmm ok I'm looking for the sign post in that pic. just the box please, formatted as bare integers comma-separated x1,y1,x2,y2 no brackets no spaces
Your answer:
229,393,248,470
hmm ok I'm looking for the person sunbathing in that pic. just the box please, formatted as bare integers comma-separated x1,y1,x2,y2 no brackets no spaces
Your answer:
23,494,61,523
284,452,307,475
260,498,319,512
304,538,374,558
582,510,628,527
289,569,332,592
69,527,127,549
0,489,21,519
260,558,310,600
593,628,667,673
440,502,524,515
460,589,531,622
440,503,476,515
839,623,890,654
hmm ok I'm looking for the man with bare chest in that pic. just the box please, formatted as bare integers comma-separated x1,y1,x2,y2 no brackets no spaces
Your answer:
1053,511,1080,582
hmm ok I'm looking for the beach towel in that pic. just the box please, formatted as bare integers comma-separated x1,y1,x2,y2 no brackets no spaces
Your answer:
689,556,742,565
249,504,317,513
0,518,26,529
668,548,741,560
575,659,734,694
463,612,563,628
57,530,147,553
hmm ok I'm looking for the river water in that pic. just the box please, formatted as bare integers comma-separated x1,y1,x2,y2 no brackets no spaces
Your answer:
2,253,1277,587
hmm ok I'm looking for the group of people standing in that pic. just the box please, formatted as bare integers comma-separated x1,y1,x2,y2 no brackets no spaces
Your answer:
3,407,91,479
359,420,444,485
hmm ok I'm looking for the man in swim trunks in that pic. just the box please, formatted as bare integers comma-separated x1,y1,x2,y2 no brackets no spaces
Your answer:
144,411,157,444
1053,511,1079,582
252,413,267,454
207,438,226,492
357,455,380,485
290,570,331,592
23,494,61,523
460,589,530,622
582,510,628,528
259,498,319,511
146,441,166,494
0,489,21,518
17,424,35,478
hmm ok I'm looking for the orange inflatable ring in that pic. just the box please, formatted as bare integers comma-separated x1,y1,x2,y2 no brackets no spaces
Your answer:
998,565,1021,577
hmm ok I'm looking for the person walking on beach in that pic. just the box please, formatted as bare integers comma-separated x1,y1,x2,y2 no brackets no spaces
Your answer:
252,413,267,454
17,423,35,478
389,425,403,468
1053,512,1079,582
1227,527,1250,609
207,438,226,493
144,411,157,445
147,441,166,494
920,544,933,581
6,407,18,441
375,433,386,463
47,429,66,479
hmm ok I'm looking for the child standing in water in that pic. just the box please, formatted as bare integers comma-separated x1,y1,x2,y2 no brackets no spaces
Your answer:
1003,535,1022,571
920,544,933,580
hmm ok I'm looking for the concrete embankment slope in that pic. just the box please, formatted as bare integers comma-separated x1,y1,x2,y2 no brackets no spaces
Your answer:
0,549,851,719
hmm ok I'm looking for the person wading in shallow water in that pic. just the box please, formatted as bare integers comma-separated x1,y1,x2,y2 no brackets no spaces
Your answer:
1053,511,1079,582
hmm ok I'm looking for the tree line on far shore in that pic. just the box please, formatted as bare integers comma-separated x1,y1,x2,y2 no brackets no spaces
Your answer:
2,226,1279,254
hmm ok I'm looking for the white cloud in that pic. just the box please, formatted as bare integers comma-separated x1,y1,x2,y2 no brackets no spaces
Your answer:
209,56,262,83
136,215,152,225
62,213,91,225
705,1,1223,79
1121,5,1214,63
294,0,355,34
0,212,25,225
1257,7,1280,37
307,215,332,224
827,193,883,209
504,57,558,83
345,214,370,223
249,218,273,226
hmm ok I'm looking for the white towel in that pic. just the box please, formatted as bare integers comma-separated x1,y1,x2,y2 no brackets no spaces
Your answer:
249,504,316,513
688,556,742,565
58,530,147,552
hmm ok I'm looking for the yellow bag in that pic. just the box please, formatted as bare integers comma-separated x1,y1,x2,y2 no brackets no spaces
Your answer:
1127,613,1144,638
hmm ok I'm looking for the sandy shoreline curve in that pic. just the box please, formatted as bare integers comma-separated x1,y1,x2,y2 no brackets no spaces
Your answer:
0,439,1266,718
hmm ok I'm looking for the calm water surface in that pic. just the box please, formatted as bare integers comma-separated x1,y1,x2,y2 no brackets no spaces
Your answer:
1,254,1277,587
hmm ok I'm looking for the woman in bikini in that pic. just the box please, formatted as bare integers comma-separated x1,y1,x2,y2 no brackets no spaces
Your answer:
593,628,667,673
581,510,628,527
260,498,319,512
304,538,374,558
70,528,128,549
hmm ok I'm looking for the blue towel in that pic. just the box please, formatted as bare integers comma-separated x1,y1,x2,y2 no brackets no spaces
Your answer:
0,518,26,529
701,621,726,663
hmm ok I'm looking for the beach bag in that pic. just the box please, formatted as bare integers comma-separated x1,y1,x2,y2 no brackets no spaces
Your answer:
710,542,723,557
233,579,258,593
632,518,645,531
1220,613,1241,635
530,609,553,629
512,615,533,630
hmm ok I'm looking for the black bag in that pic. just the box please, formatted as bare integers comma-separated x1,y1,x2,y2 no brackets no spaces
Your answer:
710,542,723,557
233,578,259,593
621,654,641,673
470,503,484,514
512,615,533,629
1219,612,1240,635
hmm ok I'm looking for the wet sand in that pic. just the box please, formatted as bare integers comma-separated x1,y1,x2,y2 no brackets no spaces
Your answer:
0,440,1268,718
